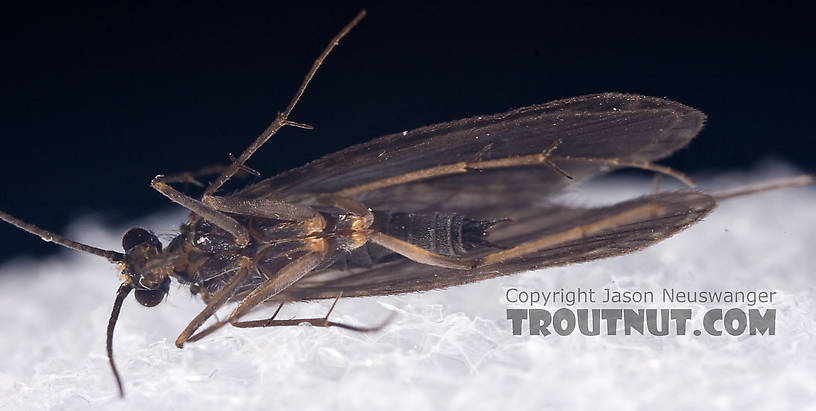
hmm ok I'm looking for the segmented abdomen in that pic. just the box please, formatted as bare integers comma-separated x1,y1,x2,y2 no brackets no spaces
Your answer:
370,210,495,256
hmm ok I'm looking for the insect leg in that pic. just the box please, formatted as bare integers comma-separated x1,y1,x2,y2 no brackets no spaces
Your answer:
153,160,260,188
185,303,285,344
189,296,391,343
227,251,325,321
317,194,374,227
229,295,394,333
151,180,251,247
712,174,813,201
175,256,252,348
367,231,476,269
204,11,366,197
475,203,664,266
185,251,326,343
201,195,323,223
317,194,371,217
332,152,693,198
365,203,665,269
652,174,663,193
548,155,695,187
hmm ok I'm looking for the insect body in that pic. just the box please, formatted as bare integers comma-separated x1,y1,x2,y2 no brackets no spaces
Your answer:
170,209,501,299
0,11,811,397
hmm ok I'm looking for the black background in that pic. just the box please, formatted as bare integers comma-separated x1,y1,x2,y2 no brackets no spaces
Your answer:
1,2,813,262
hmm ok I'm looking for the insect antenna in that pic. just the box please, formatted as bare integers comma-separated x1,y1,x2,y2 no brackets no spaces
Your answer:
0,210,125,262
107,283,133,398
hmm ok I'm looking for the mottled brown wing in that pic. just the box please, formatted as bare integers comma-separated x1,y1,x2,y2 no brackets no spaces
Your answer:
237,93,705,213
269,191,716,301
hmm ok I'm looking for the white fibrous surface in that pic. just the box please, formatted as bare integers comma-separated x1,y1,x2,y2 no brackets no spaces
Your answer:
1,164,814,411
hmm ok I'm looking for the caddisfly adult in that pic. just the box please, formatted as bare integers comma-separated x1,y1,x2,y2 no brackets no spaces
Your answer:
0,11,811,397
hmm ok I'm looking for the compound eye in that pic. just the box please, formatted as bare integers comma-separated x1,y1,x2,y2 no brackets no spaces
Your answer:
134,277,170,307
134,289,165,307
122,228,160,251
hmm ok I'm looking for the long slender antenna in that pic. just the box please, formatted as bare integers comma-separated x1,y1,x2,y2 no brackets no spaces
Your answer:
107,283,133,398
204,10,367,196
0,210,125,262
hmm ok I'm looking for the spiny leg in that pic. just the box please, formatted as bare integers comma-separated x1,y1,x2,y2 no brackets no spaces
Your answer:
549,155,695,187
153,159,261,188
366,203,665,269
205,11,366,197
185,251,326,343
230,295,395,333
154,180,328,247
477,203,663,266
186,302,285,344
188,295,392,344
331,150,694,199
230,251,325,321
155,180,325,245
712,174,813,201
175,256,252,348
